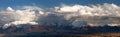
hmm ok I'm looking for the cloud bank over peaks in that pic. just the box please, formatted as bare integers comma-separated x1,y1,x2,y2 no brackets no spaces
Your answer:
51,3,120,27
1,3,120,28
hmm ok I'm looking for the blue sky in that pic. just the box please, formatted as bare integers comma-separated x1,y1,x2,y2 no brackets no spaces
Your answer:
0,0,120,10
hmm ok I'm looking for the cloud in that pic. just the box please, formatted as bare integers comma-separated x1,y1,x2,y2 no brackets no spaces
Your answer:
6,7,14,11
1,6,43,28
52,3,120,27
54,3,120,16
0,3,120,28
